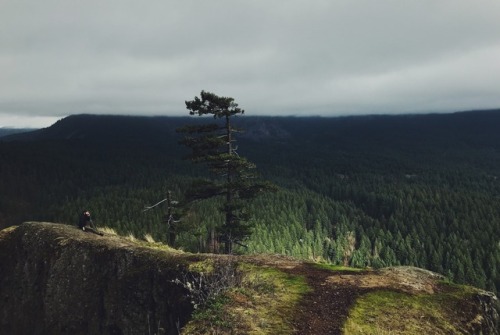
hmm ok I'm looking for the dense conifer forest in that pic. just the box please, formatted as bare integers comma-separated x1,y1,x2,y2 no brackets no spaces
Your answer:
1,111,499,294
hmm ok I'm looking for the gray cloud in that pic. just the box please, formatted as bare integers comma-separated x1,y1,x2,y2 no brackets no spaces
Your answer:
1,0,500,127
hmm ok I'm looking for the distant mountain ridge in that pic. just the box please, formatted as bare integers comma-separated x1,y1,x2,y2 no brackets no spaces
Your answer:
4,109,500,148
0,128,36,138
5,109,500,184
1,114,186,142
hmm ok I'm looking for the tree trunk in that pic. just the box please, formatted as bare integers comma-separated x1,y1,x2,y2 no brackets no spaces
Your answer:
224,114,234,254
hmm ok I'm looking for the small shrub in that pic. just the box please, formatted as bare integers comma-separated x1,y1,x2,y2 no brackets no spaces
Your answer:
173,257,242,310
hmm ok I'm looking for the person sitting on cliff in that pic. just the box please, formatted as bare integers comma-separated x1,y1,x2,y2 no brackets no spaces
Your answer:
78,210,103,236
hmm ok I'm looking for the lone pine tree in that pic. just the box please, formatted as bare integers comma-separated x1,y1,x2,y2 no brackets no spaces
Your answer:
178,90,275,253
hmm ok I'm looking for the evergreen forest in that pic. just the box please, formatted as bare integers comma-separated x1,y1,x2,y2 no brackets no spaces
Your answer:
1,111,499,294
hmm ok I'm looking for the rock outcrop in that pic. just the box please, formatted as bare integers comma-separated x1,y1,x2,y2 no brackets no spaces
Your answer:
1,222,499,335
0,222,194,335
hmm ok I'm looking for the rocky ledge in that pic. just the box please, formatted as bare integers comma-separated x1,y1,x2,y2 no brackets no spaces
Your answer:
0,222,498,335
0,222,195,335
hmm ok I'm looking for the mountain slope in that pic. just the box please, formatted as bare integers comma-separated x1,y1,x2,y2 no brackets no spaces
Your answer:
5,109,500,146
0,128,35,138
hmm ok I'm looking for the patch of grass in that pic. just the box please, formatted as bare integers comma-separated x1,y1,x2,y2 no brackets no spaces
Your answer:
181,263,310,335
126,232,138,242
234,265,310,335
188,259,216,273
190,295,235,331
140,240,182,253
312,262,364,272
102,227,183,253
0,225,18,240
343,286,480,335
98,226,118,235
143,233,155,243
436,280,477,296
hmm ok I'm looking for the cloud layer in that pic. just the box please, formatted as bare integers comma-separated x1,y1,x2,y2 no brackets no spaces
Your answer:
2,0,500,127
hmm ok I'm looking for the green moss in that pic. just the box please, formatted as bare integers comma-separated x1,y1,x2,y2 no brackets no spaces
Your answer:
187,259,215,273
191,295,234,329
437,280,477,296
236,265,309,335
181,263,310,335
343,287,480,335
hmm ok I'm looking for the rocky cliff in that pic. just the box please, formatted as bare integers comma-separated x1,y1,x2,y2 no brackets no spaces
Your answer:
0,222,194,335
1,222,498,335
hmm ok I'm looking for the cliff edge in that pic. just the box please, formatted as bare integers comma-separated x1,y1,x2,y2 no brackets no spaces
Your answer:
0,222,498,335
0,222,194,335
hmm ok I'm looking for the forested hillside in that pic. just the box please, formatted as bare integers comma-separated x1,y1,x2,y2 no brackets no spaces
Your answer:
1,111,499,294
0,128,34,138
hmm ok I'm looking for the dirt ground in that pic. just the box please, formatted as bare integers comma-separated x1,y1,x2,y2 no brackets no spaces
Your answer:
246,256,449,335
283,263,371,335
245,256,369,334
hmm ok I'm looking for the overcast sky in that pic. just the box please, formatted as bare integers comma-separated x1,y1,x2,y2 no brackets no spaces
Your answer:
2,0,500,128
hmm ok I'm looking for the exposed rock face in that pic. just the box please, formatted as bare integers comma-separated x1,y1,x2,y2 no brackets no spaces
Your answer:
0,222,194,335
475,290,500,335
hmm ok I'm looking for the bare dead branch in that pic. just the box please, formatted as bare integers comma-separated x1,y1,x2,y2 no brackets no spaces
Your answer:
143,198,168,212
